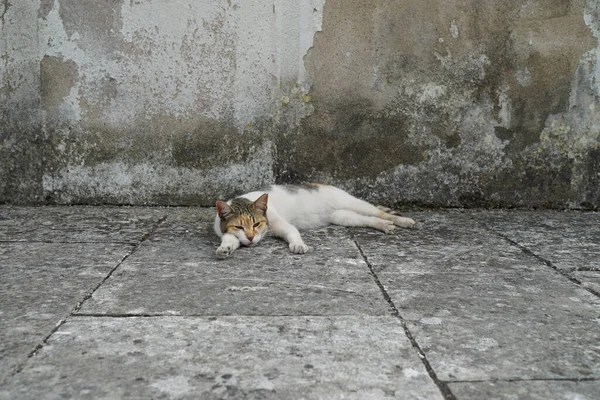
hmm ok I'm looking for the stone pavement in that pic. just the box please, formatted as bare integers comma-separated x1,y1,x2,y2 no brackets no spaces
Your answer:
0,206,599,399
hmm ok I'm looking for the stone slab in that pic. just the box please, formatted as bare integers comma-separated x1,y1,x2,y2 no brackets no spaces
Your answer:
477,211,600,271
353,211,536,274
406,306,600,381
0,206,166,243
154,206,215,232
356,211,600,381
0,242,134,384
77,224,391,316
0,316,443,400
385,273,600,381
448,380,600,400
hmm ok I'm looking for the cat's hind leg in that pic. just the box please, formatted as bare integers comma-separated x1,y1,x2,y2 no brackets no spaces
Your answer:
334,194,416,229
330,210,396,234
216,233,241,259
382,213,416,228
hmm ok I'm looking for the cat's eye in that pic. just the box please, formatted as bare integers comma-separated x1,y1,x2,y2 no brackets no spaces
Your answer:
234,225,244,230
253,222,261,228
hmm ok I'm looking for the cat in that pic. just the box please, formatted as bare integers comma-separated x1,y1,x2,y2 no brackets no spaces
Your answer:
213,184,416,259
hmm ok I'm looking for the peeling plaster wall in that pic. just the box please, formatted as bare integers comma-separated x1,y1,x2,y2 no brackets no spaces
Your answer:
36,0,324,204
1,0,599,207
293,0,600,208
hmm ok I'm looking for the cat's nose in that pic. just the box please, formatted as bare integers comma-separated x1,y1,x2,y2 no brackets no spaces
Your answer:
247,236,254,243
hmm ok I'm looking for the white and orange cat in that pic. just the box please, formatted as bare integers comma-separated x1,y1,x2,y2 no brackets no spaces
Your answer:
213,184,416,259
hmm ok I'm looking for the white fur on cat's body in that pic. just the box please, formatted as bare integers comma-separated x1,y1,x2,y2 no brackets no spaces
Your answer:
214,184,415,258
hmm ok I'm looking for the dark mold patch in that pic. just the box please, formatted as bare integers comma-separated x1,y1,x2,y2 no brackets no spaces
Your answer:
482,150,576,209
296,0,597,208
170,119,267,170
276,98,425,183
42,114,275,205
47,115,269,172
580,147,600,209
0,95,44,204
445,130,461,149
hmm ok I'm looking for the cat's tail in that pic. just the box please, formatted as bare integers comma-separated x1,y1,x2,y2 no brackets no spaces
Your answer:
377,205,402,216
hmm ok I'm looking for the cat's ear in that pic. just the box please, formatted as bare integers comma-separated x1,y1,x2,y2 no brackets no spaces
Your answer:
216,201,233,221
253,193,268,214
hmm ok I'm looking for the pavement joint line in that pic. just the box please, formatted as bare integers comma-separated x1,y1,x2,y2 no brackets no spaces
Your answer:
0,240,138,245
572,267,600,272
70,313,389,318
477,221,600,300
353,239,457,400
69,213,170,316
7,213,169,379
445,377,600,383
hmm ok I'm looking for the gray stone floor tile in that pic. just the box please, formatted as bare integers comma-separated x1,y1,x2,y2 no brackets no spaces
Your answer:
381,271,600,381
0,316,443,400
573,271,600,295
156,206,215,231
382,271,600,380
0,206,166,243
448,380,600,400
0,242,134,383
407,311,600,381
384,271,600,321
77,227,390,316
477,211,600,271
353,213,536,275
2,207,599,399
356,212,600,381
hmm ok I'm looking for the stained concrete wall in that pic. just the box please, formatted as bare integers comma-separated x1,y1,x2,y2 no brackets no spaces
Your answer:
1,0,599,208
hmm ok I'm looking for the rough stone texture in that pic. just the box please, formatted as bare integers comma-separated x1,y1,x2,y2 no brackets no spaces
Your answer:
477,210,600,271
1,1,600,207
0,316,442,400
2,206,600,399
35,0,322,205
0,0,43,203
293,0,600,209
0,205,165,382
77,209,390,316
0,205,166,243
574,271,600,294
449,381,600,400
0,242,133,383
355,212,600,381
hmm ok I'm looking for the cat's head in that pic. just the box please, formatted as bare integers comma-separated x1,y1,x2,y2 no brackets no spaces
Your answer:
216,193,268,247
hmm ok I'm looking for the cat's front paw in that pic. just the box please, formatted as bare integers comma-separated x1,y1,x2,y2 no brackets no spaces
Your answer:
393,216,416,229
216,245,233,259
289,242,309,254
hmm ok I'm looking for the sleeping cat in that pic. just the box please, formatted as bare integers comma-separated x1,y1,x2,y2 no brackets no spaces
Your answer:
213,184,415,259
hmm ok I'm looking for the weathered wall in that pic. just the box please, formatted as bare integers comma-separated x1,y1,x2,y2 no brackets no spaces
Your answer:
1,0,599,208
1,0,43,203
